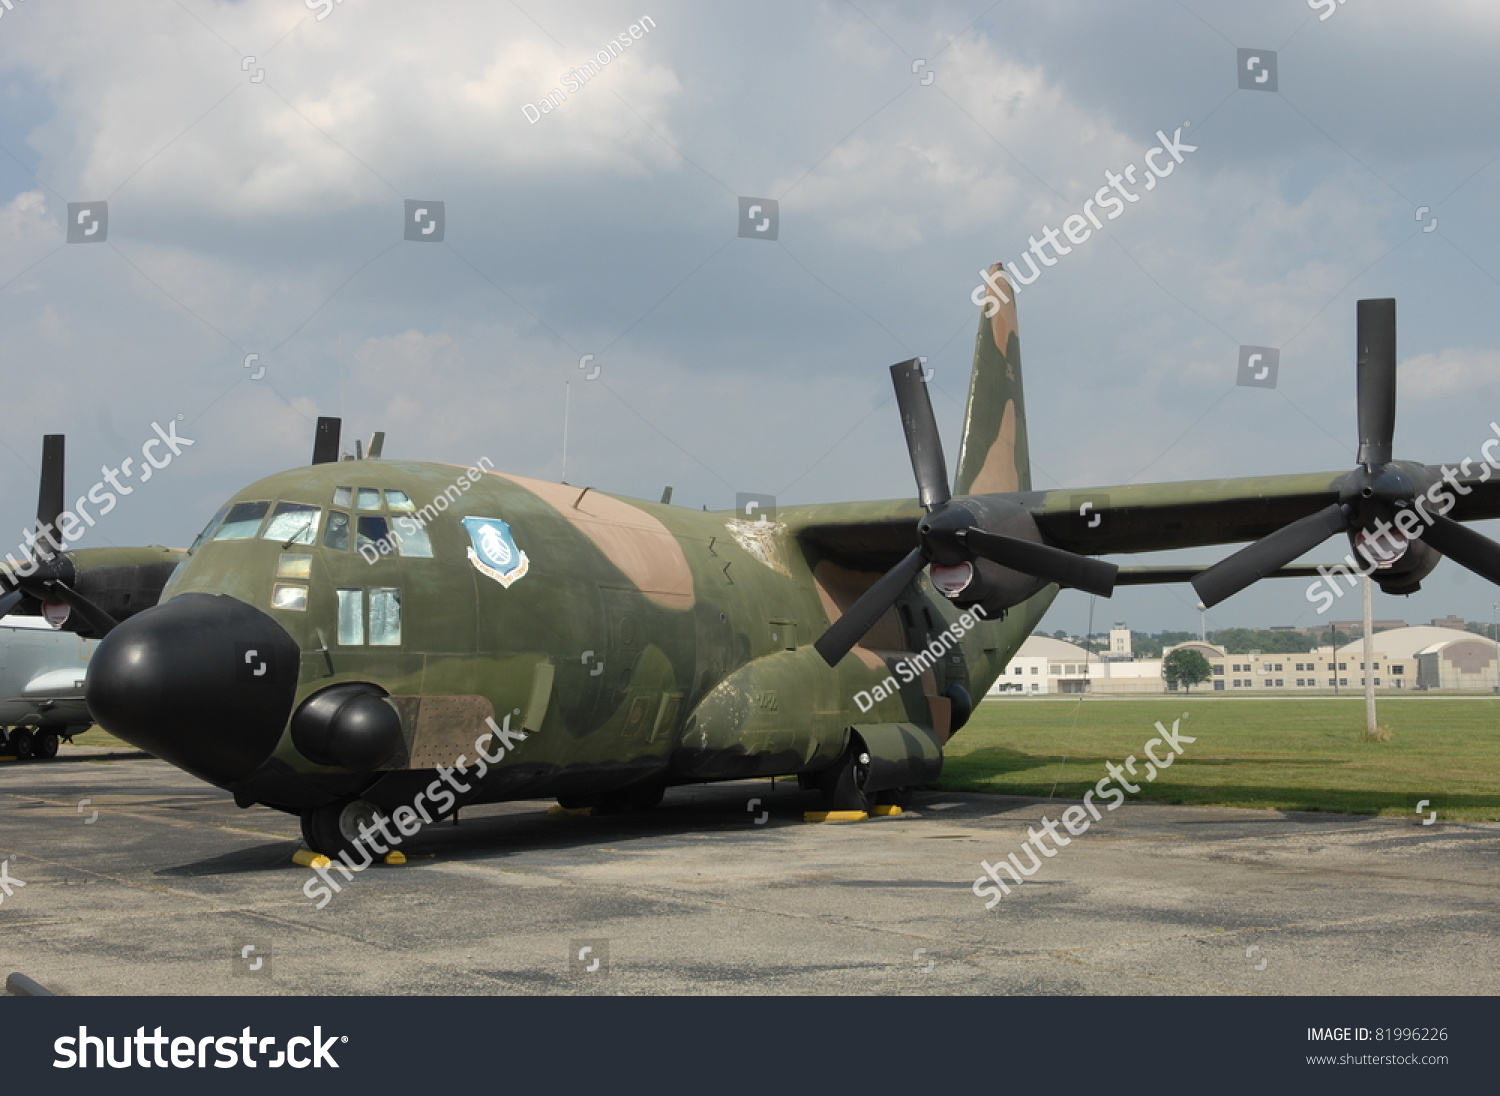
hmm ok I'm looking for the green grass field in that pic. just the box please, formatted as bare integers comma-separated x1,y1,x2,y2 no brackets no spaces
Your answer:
68,726,129,749
940,696,1500,821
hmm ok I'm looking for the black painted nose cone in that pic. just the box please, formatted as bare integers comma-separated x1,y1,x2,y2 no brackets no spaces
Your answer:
86,593,301,787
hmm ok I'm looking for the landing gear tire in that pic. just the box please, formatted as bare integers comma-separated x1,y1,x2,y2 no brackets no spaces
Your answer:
301,797,383,860
557,793,602,811
9,728,34,761
818,743,875,812
32,731,59,760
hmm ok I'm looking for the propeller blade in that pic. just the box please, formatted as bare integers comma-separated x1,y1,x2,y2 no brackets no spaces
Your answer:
1192,502,1349,608
1356,298,1396,468
0,588,22,620
46,581,120,637
36,434,65,559
814,547,927,667
890,360,950,511
311,417,342,465
963,529,1118,597
1419,514,1500,586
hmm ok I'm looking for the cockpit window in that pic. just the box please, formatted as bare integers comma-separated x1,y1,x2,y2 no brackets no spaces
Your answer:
262,502,321,545
333,486,352,508
324,510,351,551
356,516,390,554
190,507,229,551
356,488,382,511
385,490,416,512
212,502,270,540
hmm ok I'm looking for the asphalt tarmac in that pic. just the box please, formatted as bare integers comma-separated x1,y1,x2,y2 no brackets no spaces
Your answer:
2,747,1496,996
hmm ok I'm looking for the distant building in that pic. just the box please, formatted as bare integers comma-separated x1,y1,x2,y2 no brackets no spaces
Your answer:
992,636,1093,695
992,627,1500,695
1105,622,1132,661
1430,615,1467,631
1416,635,1499,690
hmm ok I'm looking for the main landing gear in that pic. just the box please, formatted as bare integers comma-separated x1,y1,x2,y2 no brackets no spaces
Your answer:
815,743,914,813
1,727,60,760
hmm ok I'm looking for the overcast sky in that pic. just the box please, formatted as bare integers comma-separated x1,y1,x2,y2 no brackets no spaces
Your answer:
3,0,1500,635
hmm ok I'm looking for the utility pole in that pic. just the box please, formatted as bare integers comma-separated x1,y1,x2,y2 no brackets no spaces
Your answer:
1362,574,1376,736
561,380,571,484
1330,620,1338,696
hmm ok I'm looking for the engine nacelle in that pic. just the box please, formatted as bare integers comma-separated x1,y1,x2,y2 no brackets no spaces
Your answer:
925,495,1051,618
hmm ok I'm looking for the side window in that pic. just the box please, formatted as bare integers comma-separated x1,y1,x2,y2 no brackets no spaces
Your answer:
212,501,270,540
369,588,402,645
336,589,365,645
333,487,353,508
385,490,416,512
324,511,351,551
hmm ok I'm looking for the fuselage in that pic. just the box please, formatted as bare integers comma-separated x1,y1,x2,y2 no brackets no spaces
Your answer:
92,460,1050,816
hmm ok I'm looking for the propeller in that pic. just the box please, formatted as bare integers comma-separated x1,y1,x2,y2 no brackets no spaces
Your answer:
0,435,121,635
814,360,1117,667
1192,298,1500,607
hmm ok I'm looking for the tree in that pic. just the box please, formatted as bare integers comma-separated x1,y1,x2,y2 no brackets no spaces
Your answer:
1162,648,1213,693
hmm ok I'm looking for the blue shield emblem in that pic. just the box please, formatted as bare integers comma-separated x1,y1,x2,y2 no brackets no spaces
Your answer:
461,517,530,588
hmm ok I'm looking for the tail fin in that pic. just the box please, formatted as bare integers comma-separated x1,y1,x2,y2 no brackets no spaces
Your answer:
954,262,1031,496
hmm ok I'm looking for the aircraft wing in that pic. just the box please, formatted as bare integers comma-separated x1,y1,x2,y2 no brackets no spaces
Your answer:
1027,466,1500,555
787,463,1500,569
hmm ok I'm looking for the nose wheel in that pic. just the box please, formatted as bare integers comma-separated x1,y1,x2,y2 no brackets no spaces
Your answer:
301,796,384,859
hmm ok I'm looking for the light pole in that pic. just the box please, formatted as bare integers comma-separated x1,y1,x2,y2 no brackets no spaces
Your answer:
1492,601,1499,694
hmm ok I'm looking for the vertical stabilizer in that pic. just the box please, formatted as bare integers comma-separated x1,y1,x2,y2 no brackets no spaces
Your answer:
954,262,1031,496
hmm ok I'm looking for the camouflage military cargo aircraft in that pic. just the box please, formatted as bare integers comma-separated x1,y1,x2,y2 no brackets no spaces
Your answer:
58,270,1500,856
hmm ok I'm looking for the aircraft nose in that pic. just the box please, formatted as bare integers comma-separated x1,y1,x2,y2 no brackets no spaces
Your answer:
86,593,301,787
